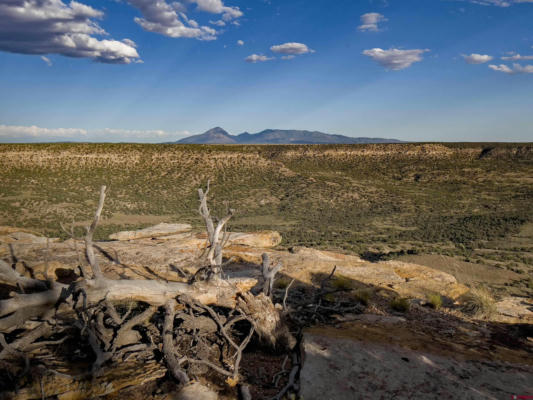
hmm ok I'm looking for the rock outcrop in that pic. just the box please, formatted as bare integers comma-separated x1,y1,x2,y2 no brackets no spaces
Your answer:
0,226,58,244
109,223,192,240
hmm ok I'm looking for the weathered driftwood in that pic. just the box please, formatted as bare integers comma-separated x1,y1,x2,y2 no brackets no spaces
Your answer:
7,360,167,400
0,277,257,330
0,184,292,400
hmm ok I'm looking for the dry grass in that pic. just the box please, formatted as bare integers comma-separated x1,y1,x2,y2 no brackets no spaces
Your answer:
460,287,497,319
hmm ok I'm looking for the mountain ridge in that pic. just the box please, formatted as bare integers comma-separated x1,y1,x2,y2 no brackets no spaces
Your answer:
174,127,405,144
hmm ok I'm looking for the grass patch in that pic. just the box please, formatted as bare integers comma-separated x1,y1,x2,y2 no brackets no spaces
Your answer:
390,297,410,312
460,287,497,319
427,293,443,310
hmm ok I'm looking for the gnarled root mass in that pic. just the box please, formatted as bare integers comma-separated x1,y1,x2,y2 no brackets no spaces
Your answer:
0,185,294,400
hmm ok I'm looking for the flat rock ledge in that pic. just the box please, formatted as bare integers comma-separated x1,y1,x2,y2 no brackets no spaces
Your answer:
301,329,533,400
109,223,192,241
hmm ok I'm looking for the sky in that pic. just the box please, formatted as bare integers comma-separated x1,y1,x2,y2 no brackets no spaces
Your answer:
0,0,533,143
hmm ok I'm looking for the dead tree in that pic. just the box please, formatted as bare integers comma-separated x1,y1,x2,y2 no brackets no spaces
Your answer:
261,253,282,298
0,184,292,400
198,180,234,277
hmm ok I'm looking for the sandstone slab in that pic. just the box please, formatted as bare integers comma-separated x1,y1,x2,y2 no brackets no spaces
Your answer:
109,223,192,241
0,231,58,245
495,296,533,323
301,329,533,400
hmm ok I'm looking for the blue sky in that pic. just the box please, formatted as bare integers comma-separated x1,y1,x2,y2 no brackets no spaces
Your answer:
0,0,532,142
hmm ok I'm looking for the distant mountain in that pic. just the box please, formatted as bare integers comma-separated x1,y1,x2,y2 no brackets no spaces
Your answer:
174,127,404,145
176,127,236,144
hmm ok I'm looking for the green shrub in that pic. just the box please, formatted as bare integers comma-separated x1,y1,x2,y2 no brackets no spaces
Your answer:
390,297,410,312
275,277,292,289
354,288,373,305
331,275,353,291
427,293,443,310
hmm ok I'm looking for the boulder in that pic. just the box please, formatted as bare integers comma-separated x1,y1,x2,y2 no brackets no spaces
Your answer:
109,223,192,241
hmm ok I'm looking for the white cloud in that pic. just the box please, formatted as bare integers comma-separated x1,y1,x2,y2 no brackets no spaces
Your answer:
209,20,226,26
489,63,533,74
358,13,387,32
464,0,533,6
0,124,190,143
0,0,141,64
41,56,52,66
129,0,218,40
363,48,429,70
128,0,242,40
0,124,88,141
186,0,243,21
237,40,244,46
281,55,295,60
501,53,533,60
245,54,274,63
270,42,314,55
462,53,493,64
122,39,137,48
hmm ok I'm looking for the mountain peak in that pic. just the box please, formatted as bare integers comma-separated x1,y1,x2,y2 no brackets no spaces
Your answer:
204,127,230,136
177,127,236,144
176,128,404,145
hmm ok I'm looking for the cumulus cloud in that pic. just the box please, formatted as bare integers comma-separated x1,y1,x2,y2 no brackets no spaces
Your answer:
0,0,141,64
245,54,274,63
489,63,533,74
128,0,242,40
129,0,217,40
0,124,190,143
462,53,493,64
358,13,387,32
237,40,244,46
270,42,314,55
363,48,429,70
188,0,243,20
464,0,533,6
501,53,533,60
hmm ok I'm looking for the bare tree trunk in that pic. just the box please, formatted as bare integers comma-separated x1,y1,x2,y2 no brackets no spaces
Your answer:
261,253,282,298
198,180,234,275
84,185,107,282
